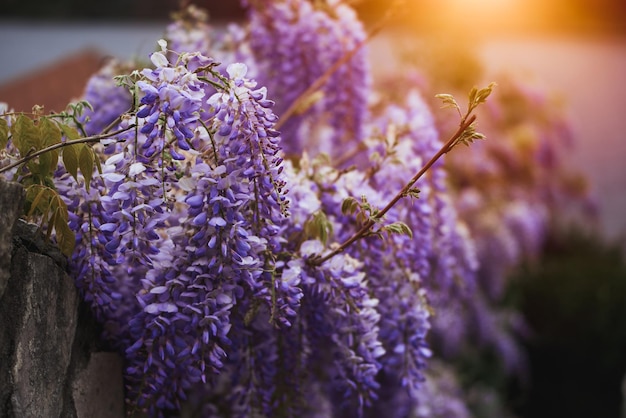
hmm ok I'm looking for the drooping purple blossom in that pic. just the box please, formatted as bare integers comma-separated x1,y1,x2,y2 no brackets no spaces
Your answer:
20,3,585,417
120,55,293,413
246,0,370,156
78,60,133,136
165,5,213,57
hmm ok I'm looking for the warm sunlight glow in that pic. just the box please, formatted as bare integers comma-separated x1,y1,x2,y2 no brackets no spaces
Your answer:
446,0,520,14
405,0,565,36
436,0,530,31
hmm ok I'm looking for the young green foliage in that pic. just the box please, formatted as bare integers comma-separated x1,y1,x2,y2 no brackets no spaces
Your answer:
304,210,334,245
381,221,413,239
341,196,361,216
401,187,421,199
0,118,9,149
341,194,413,242
62,143,80,180
454,122,486,148
468,82,497,114
11,115,40,158
436,82,496,152
79,145,95,191
434,93,462,118
38,118,62,177
0,110,102,257
24,184,75,256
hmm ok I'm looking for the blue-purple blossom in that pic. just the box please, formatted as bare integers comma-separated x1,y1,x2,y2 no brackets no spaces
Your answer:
121,56,290,413
25,3,587,417
135,49,208,157
246,0,370,156
78,60,133,136
298,240,385,415
165,5,213,57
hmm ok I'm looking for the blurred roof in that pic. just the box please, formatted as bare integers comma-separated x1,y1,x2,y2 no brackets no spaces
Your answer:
0,50,105,113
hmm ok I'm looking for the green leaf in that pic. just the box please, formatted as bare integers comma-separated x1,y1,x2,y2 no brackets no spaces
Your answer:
468,87,478,108
34,119,62,177
62,143,81,181
341,196,360,215
59,124,80,141
468,82,497,113
435,93,460,112
304,211,333,245
456,122,487,148
25,186,51,217
402,188,421,199
31,189,50,217
11,115,40,156
79,145,94,191
51,193,68,221
94,152,103,174
39,117,62,147
474,82,497,105
46,206,58,240
54,211,75,257
383,221,413,239
0,118,8,149
38,152,54,178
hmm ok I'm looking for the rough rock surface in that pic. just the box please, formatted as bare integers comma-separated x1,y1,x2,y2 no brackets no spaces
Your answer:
0,179,124,417
0,180,23,300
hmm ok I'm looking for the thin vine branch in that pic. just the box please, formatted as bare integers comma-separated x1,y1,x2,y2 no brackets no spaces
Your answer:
0,125,135,174
309,114,477,266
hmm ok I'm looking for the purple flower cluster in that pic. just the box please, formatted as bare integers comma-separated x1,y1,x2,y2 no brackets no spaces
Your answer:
78,60,133,136
165,5,213,57
135,49,211,159
123,59,291,413
246,0,370,156
238,86,473,414
53,42,293,413
27,2,588,417
366,91,478,298
299,240,385,414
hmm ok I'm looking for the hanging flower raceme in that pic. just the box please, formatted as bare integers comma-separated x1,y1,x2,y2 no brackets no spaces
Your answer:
117,52,292,413
79,60,133,136
246,0,370,157
297,240,385,415
135,47,210,159
165,5,213,57
10,3,525,416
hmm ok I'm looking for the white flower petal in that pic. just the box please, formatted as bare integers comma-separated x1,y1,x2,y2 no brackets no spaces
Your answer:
129,162,146,176
102,172,126,183
157,38,167,52
226,63,247,79
150,51,169,68
105,153,125,166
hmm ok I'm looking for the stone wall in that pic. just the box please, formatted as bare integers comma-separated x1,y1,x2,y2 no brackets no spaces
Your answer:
0,179,124,417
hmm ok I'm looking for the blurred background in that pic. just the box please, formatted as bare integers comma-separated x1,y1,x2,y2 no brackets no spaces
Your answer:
1,1,625,417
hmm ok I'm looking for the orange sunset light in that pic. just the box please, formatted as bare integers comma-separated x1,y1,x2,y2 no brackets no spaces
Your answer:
404,0,566,36
352,0,625,36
